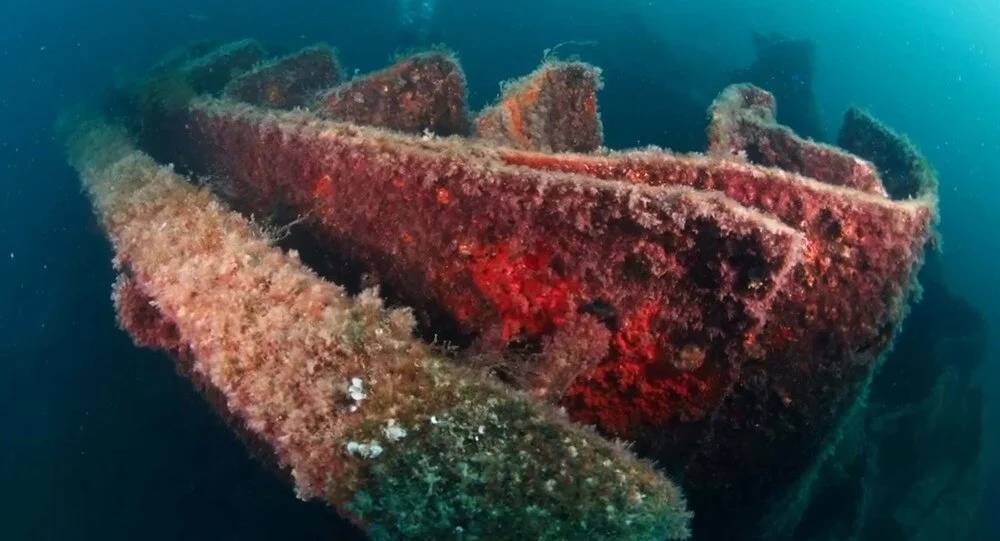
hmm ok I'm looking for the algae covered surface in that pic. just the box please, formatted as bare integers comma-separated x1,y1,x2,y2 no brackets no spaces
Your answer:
1,1,997,540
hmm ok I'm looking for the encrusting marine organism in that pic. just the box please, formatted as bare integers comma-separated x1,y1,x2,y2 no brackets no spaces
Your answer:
73,38,939,539
66,117,691,540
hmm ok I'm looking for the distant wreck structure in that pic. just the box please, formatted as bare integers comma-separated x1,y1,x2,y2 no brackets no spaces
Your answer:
223,45,342,109
78,38,938,540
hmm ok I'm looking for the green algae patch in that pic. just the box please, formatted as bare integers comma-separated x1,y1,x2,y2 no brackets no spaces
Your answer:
345,362,690,540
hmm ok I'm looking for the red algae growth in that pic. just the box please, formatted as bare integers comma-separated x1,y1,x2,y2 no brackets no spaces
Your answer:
72,39,937,539
476,61,604,152
67,119,691,540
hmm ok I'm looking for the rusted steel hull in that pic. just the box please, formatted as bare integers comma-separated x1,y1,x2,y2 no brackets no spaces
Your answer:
177,98,809,469
108,39,938,529
496,146,934,502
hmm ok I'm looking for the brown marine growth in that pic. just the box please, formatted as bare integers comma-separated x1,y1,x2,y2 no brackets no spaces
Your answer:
475,61,604,153
169,46,929,506
224,45,342,109
500,114,934,509
314,52,470,136
112,40,937,534
68,120,692,540
182,98,805,442
709,84,887,196
172,38,268,95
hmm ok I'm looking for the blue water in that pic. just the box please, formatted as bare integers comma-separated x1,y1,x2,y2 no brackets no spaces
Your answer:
1,1,995,539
